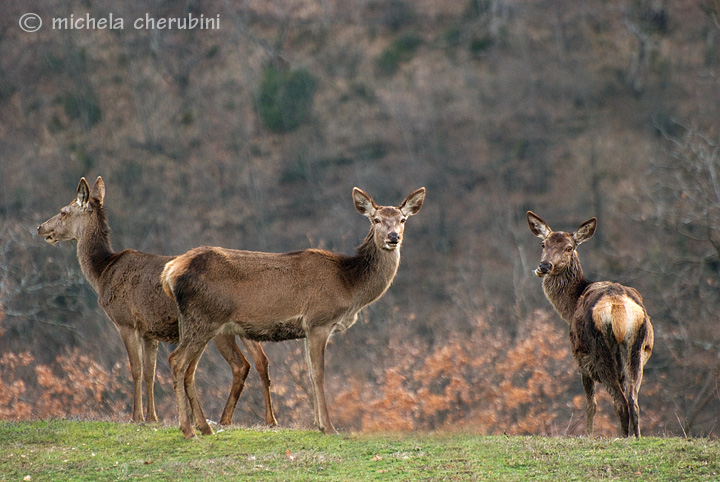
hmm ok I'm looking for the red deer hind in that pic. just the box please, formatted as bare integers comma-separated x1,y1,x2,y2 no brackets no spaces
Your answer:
37,176,277,427
527,211,653,437
162,187,425,438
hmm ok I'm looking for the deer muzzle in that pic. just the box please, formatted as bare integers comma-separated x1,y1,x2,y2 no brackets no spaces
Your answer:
384,232,401,249
37,224,58,245
535,261,552,277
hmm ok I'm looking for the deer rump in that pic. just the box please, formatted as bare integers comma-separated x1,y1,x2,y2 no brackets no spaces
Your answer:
571,282,651,387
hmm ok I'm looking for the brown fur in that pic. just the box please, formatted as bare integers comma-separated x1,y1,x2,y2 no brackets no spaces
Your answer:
162,187,425,438
37,177,277,426
527,211,654,437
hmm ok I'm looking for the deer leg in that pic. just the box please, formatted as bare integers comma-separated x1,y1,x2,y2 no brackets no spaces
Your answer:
627,347,645,438
304,336,320,430
581,373,597,437
169,345,195,439
170,335,210,439
605,379,630,437
119,326,144,423
241,338,278,427
305,326,337,435
627,388,640,438
142,337,159,423
630,367,645,438
214,334,251,426
184,347,213,435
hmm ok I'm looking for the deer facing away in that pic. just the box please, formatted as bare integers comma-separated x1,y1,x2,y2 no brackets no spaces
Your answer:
37,177,277,427
162,187,425,438
527,211,653,437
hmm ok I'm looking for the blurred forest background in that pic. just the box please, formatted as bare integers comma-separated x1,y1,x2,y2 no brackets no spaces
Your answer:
1,0,719,437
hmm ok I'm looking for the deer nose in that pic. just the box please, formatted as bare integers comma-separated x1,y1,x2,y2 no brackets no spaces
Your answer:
537,261,552,274
388,232,400,244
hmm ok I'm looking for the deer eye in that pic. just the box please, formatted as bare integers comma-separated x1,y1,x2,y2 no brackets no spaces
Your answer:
373,218,381,224
565,246,574,253
540,242,545,248
400,218,406,224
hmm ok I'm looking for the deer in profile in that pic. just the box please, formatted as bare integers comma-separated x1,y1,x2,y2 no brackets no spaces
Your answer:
162,187,425,438
527,211,654,437
37,176,277,427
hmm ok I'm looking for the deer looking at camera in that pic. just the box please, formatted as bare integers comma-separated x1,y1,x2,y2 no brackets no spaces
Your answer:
527,212,653,437
37,177,277,427
162,187,425,438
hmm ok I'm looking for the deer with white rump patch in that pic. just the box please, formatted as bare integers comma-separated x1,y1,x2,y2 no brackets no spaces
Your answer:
37,177,277,426
162,187,425,438
527,211,653,437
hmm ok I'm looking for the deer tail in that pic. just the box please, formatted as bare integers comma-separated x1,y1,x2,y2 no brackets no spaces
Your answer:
592,295,645,345
161,258,183,300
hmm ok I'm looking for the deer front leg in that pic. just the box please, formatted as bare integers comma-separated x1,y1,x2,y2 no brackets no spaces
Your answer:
142,337,159,422
305,326,337,434
214,334,251,426
581,373,597,437
119,326,144,423
241,338,278,427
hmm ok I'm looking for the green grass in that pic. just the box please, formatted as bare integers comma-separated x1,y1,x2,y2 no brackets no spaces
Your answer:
0,420,718,481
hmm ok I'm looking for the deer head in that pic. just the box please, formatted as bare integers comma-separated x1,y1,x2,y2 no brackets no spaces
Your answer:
353,187,425,251
38,176,106,245
527,211,596,278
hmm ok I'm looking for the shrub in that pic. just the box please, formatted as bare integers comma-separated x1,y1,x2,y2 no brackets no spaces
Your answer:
63,91,102,128
375,32,423,77
469,35,493,55
257,65,318,133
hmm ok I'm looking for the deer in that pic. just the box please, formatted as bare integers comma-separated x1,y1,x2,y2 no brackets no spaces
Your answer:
161,187,426,438
526,211,654,437
37,176,277,427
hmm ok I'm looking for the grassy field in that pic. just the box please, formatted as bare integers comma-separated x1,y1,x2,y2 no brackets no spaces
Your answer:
0,420,718,481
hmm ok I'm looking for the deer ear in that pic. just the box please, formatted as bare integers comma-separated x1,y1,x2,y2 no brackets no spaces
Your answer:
573,217,597,245
76,178,91,207
399,187,425,217
527,211,552,239
90,176,105,205
353,187,378,218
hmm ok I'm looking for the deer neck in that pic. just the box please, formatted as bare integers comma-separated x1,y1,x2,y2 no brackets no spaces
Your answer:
342,231,401,307
76,208,114,293
541,255,590,323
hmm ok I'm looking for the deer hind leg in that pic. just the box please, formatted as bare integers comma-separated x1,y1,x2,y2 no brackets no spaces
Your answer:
170,326,213,439
241,338,278,427
604,378,631,437
304,325,337,435
169,344,195,438
581,373,597,436
627,385,641,438
184,347,213,435
626,335,647,438
142,337,159,422
119,326,144,422
214,334,251,426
